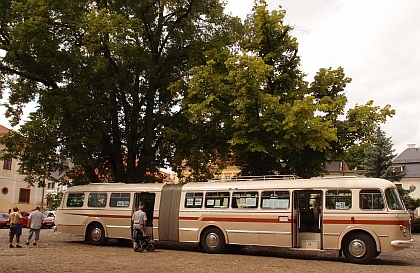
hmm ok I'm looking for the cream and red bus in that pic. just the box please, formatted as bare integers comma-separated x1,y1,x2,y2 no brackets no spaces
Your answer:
54,176,412,264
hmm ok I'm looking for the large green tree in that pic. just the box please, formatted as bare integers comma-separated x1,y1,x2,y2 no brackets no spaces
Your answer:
173,0,394,180
0,0,240,184
1,0,396,184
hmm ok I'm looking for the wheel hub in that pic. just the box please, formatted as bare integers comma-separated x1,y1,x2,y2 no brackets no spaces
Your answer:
349,239,366,257
91,228,102,242
206,232,219,248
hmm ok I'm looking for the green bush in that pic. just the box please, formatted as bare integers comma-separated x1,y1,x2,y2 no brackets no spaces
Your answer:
412,218,420,233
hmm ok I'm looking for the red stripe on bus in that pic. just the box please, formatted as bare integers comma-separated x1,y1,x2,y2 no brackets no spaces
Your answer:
200,217,291,223
179,216,199,221
323,219,409,226
65,213,131,219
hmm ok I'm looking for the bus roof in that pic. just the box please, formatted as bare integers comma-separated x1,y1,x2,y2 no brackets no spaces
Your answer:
63,177,396,192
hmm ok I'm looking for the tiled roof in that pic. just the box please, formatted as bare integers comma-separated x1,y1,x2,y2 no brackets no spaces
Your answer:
393,148,420,164
0,124,10,135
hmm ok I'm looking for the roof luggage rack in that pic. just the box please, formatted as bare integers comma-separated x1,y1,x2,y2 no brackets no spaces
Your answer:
208,175,298,182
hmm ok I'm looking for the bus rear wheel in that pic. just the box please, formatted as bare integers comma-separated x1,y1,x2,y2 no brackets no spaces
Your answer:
201,227,226,254
87,223,108,246
343,233,376,264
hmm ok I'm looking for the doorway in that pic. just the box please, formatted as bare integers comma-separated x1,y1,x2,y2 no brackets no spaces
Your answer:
292,190,323,249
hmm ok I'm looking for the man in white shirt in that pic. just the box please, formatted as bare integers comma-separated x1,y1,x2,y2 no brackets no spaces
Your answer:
131,204,147,251
26,206,45,246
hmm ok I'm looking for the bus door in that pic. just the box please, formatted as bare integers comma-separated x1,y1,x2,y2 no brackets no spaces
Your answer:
133,192,156,238
292,190,323,249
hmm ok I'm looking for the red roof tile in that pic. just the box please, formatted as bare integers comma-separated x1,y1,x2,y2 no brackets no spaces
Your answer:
0,124,10,135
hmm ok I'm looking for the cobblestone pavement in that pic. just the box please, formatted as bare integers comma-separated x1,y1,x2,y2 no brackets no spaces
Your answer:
1,228,419,273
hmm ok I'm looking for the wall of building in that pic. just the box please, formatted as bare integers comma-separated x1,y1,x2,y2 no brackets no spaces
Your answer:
0,155,45,212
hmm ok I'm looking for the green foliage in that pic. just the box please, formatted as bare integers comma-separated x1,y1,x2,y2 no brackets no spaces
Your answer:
362,128,404,182
173,1,394,179
45,192,63,210
0,0,238,184
411,218,420,233
0,0,397,183
398,187,420,212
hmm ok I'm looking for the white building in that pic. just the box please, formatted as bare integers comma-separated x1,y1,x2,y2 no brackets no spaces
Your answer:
0,125,46,212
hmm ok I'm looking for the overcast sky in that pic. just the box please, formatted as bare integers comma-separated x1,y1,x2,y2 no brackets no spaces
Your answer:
1,0,419,156
225,0,420,155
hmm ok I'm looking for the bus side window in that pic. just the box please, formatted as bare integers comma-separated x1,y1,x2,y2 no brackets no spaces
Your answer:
326,190,351,210
205,192,229,208
359,189,384,210
109,193,130,207
231,191,258,209
185,192,203,208
66,193,85,207
88,193,107,208
261,191,290,209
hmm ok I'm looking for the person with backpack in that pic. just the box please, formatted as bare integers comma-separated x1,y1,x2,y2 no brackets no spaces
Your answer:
8,207,23,248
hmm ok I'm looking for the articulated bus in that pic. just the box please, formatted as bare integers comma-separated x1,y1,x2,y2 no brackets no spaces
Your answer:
54,176,412,264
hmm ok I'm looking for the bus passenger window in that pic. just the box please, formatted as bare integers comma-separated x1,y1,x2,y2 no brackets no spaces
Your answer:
232,191,258,209
185,192,203,208
88,193,108,207
109,193,130,207
66,193,85,207
205,192,229,209
261,191,289,209
360,190,384,210
326,190,351,210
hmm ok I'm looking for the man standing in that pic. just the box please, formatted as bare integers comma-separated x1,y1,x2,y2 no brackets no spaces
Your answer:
26,206,45,246
8,207,22,248
131,203,147,251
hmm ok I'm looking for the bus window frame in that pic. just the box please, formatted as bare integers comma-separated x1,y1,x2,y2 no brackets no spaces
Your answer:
359,189,385,211
204,191,230,209
260,190,290,210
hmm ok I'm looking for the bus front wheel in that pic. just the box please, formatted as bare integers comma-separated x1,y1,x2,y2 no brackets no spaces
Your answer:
201,227,226,254
343,233,376,264
87,223,108,246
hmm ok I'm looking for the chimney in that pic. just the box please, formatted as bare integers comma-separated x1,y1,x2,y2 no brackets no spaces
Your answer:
407,144,416,148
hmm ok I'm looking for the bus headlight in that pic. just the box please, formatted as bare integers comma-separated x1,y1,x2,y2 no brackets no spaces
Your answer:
400,225,409,237
402,226,408,237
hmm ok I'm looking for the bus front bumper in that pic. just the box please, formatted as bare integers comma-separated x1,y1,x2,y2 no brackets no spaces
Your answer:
391,238,413,247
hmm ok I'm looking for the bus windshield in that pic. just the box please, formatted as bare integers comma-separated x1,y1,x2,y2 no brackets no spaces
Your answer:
385,188,405,210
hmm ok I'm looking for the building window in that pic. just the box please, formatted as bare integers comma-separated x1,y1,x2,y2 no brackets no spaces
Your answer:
19,188,30,204
3,157,12,170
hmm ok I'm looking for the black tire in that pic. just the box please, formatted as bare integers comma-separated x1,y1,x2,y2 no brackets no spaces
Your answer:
343,233,376,264
87,223,108,246
200,227,226,254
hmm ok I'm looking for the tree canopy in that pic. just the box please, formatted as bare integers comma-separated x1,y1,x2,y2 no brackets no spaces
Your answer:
0,0,395,185
362,128,404,182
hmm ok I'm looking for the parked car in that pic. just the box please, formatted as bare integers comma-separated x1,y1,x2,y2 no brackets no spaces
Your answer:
44,210,56,218
20,211,55,229
0,212,10,228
